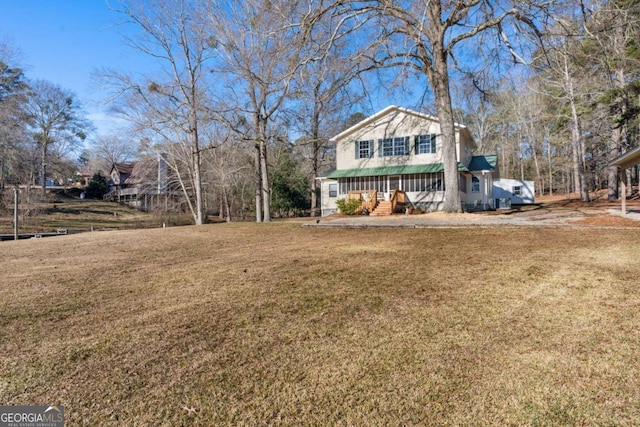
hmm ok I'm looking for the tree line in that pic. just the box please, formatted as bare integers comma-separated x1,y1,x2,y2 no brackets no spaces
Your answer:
2,0,639,223
0,42,91,196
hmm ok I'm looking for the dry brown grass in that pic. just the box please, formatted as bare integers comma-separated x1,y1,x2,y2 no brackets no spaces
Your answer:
1,223,640,425
0,198,193,234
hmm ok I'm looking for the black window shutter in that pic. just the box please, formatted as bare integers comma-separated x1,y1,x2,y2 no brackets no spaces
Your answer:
355,141,359,159
404,137,410,155
431,134,437,153
369,140,374,158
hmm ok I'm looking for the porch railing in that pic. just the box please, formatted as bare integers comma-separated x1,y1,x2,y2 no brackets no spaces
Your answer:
389,189,399,213
347,189,378,213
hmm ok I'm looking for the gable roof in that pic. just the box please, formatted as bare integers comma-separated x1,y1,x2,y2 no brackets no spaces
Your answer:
111,162,136,176
331,105,473,144
110,160,159,187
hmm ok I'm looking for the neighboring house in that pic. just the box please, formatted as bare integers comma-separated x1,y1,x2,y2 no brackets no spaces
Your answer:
75,169,93,187
493,179,535,206
105,154,170,211
318,105,499,216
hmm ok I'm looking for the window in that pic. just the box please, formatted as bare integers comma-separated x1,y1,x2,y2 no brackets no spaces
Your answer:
328,183,337,197
471,176,480,193
513,185,522,196
338,176,386,194
338,173,446,195
380,138,393,156
415,134,437,154
379,137,409,157
394,137,409,155
356,140,373,159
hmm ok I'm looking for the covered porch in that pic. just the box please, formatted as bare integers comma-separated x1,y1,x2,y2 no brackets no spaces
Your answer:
609,146,640,216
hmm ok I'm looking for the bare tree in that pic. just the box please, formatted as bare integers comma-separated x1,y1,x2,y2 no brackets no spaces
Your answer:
106,0,214,224
90,133,137,173
361,0,543,212
583,0,640,200
23,80,90,194
206,0,343,222
291,33,368,216
205,135,252,222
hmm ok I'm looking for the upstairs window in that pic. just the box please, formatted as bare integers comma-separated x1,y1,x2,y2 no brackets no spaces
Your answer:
416,134,437,154
355,140,373,159
379,137,409,157
394,137,409,155
513,185,522,196
381,138,393,156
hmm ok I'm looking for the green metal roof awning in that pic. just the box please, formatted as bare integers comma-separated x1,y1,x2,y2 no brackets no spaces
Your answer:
467,155,497,172
326,163,469,179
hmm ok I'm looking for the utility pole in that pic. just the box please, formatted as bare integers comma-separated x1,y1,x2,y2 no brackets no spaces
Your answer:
13,187,19,240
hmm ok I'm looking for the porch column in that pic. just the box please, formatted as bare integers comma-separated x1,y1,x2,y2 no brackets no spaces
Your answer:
621,168,627,216
483,172,487,209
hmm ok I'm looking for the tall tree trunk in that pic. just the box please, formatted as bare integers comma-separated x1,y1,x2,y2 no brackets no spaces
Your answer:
1,156,5,190
501,135,509,181
569,102,590,202
189,100,205,224
310,99,320,217
310,162,318,216
531,141,542,197
254,144,262,222
571,136,581,195
40,141,47,196
608,25,627,201
547,137,553,196
254,110,270,223
192,141,204,225
564,64,582,197
430,46,460,213
222,186,231,222
608,132,621,201
260,140,270,222
564,54,590,202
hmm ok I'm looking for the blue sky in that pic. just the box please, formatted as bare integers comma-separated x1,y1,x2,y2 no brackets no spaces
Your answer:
0,0,150,137
0,1,435,142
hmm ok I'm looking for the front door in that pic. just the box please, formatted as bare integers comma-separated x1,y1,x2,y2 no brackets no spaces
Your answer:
389,176,401,191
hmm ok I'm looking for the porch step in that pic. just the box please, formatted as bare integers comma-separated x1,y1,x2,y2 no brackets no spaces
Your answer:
370,200,393,216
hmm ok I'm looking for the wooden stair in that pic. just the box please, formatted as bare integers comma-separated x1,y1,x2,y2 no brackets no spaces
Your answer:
370,200,393,216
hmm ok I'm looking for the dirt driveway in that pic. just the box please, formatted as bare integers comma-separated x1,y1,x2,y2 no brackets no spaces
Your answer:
307,197,640,229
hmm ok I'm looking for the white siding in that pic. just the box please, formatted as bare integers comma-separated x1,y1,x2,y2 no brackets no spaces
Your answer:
493,179,535,204
335,109,473,170
320,179,339,216
465,173,495,210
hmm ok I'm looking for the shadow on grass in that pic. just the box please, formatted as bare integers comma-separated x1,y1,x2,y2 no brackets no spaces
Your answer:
47,207,122,216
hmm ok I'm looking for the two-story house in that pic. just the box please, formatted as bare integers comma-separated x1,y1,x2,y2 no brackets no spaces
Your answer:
318,105,499,216
105,154,170,211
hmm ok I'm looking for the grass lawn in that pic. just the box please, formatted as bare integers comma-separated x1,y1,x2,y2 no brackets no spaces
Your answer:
1,223,639,425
